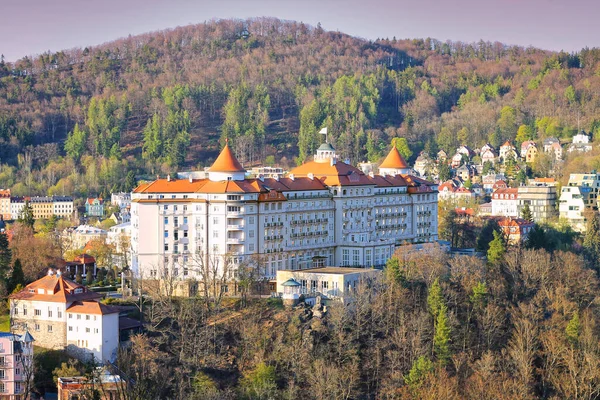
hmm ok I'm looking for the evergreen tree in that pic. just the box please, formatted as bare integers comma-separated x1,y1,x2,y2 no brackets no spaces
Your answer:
438,161,451,182
86,266,94,285
391,137,413,161
75,270,83,284
0,232,11,279
124,171,137,192
64,123,88,161
433,305,451,365
526,224,547,250
18,200,35,229
477,219,500,252
385,257,404,285
487,230,506,266
9,259,24,293
583,213,600,268
521,203,533,222
427,278,444,317
482,161,495,175
404,356,434,390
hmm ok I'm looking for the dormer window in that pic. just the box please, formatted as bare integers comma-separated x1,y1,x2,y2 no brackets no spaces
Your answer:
29,289,35,293
37,289,44,294
74,288,83,294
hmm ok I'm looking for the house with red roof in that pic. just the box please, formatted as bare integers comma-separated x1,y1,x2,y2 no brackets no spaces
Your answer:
9,271,120,363
498,217,535,245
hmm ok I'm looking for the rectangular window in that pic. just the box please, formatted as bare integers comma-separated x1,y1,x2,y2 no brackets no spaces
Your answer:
174,217,179,226
68,313,72,319
86,328,90,333
86,315,90,320
48,325,53,332
57,311,62,319
94,328,99,334
77,314,81,320
213,217,219,224
164,230,169,238
184,230,188,238
164,243,169,251
164,217,169,225
34,309,41,316
183,216,188,224
213,230,218,238
68,326,73,331
34,324,40,331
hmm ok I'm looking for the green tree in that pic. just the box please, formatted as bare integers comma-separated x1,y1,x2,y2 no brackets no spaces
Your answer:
521,203,533,222
469,281,488,309
193,371,218,398
477,219,500,252
427,278,444,317
487,230,506,266
516,124,535,144
8,259,24,293
385,257,404,285
404,356,434,390
142,113,163,162
0,232,11,279
482,161,495,175
526,224,547,250
18,201,35,229
433,305,451,365
239,362,277,400
75,270,83,284
438,161,451,182
64,123,88,161
565,311,581,345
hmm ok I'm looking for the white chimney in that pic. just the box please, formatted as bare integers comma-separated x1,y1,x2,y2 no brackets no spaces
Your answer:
56,270,62,277
289,174,295,181
167,175,171,182
189,176,193,183
47,269,55,276
308,173,314,181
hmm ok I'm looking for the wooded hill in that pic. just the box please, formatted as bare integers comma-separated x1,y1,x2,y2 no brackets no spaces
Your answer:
1,17,600,197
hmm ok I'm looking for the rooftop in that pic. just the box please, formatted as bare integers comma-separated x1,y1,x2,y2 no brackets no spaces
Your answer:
209,144,246,173
283,267,378,275
379,146,409,169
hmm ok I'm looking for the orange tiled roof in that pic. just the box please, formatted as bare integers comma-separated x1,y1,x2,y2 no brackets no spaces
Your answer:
209,144,245,173
9,274,101,303
66,301,120,315
498,217,534,228
380,147,409,169
289,160,374,186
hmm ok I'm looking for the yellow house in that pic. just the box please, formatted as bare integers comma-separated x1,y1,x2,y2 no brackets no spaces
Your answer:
526,145,538,163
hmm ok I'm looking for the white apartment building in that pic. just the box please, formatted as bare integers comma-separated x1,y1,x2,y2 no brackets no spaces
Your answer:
491,188,519,217
52,196,75,218
559,172,600,231
130,142,438,281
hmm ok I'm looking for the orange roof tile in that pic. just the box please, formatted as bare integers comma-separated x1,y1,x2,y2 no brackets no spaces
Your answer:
9,274,101,303
380,147,409,169
209,144,246,173
289,160,374,186
67,301,120,315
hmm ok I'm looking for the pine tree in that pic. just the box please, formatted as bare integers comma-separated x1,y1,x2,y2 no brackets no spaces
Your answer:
385,257,404,285
404,356,434,390
64,123,88,161
433,305,452,365
9,259,24,293
427,278,444,317
75,270,83,284
0,232,11,279
526,224,547,250
487,230,506,266
521,203,533,222
477,219,500,252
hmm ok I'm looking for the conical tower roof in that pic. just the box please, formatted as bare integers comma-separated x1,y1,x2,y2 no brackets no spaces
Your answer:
380,146,409,169
209,144,246,173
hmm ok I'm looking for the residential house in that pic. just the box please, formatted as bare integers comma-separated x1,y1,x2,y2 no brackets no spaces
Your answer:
10,198,25,221
525,145,538,163
498,217,535,245
491,188,519,217
520,141,536,158
481,149,496,165
568,132,593,153
62,225,107,251
85,198,105,218
457,145,475,159
9,271,120,363
543,137,563,160
456,164,474,181
499,141,518,162
481,143,495,155
479,202,492,216
482,174,507,194
63,255,97,281
0,331,34,398
110,193,131,210
438,181,459,201
437,149,448,162
413,153,434,178
451,152,464,168
107,222,131,269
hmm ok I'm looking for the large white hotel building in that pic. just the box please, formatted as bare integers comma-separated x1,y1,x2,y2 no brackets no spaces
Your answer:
130,142,438,280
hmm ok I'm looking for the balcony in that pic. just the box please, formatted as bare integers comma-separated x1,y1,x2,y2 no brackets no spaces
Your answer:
227,223,244,230
227,237,245,244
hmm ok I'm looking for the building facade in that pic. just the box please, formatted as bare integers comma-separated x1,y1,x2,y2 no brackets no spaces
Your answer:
131,143,438,281
9,272,120,363
559,172,600,231
0,332,34,399
491,188,519,217
0,190,10,221
85,198,105,218
517,185,558,221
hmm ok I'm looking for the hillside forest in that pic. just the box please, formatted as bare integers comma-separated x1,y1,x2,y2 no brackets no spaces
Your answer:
2,18,600,198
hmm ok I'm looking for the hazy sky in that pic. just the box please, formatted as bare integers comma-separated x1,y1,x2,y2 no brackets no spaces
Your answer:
1,0,599,61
